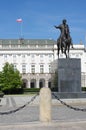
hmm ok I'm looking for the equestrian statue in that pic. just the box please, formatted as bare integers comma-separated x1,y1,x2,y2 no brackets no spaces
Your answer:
54,19,73,58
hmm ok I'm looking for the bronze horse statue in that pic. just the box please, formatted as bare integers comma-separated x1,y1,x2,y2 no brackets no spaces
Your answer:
54,19,73,58
56,35,73,58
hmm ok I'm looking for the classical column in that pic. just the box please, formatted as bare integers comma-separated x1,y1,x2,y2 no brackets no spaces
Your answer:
36,79,39,88
45,79,48,87
27,80,30,88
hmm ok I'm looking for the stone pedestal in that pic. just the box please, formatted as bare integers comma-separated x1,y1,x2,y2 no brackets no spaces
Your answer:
58,58,81,92
40,87,51,122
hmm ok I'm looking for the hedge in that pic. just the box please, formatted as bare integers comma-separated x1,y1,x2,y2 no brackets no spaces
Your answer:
23,88,40,93
0,91,4,97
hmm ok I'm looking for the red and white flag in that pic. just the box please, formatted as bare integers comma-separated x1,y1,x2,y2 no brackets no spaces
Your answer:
16,18,22,22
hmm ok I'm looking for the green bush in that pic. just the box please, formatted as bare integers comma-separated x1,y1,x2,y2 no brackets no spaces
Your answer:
0,91,4,97
2,87,23,94
23,88,40,93
0,62,23,94
82,87,86,91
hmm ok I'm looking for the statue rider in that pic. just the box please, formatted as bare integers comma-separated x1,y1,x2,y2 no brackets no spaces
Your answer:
54,19,73,48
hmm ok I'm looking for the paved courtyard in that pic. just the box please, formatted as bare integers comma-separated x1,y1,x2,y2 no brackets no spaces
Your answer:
0,95,86,130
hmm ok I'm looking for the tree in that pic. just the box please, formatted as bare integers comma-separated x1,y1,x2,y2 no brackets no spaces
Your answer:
0,62,23,94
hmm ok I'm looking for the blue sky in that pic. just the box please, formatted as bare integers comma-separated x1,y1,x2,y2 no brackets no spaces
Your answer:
0,0,86,44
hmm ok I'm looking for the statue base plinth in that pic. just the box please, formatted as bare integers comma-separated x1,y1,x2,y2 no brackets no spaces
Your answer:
52,92,86,99
58,58,81,92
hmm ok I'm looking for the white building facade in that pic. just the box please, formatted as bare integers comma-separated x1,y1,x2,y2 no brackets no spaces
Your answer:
0,39,86,88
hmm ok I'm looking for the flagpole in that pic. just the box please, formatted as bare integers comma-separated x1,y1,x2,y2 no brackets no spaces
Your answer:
20,22,23,38
16,18,23,39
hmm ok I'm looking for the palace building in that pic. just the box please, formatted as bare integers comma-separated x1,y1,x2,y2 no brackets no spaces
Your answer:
0,39,86,88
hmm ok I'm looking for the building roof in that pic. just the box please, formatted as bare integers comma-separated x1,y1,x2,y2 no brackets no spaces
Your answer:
0,39,56,45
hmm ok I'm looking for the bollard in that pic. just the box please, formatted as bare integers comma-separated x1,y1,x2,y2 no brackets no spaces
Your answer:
40,87,52,122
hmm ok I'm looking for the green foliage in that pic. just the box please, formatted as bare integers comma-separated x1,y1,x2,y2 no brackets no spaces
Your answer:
2,87,23,94
23,88,40,94
82,87,86,91
0,91,4,97
0,62,23,94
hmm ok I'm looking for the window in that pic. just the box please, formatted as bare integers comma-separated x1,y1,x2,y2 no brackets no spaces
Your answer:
31,54,35,58
49,54,52,58
13,54,16,58
30,45,36,48
13,54,17,63
40,54,43,58
40,55,44,62
22,54,25,58
4,54,7,58
76,54,79,58
49,54,53,61
49,64,51,73
20,44,27,48
11,45,18,48
2,45,9,48
4,54,7,62
31,64,35,73
22,64,26,74
40,64,44,73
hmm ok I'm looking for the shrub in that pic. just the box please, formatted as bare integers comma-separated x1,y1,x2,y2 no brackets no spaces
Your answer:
0,91,4,97
82,87,86,91
2,87,23,94
23,88,40,93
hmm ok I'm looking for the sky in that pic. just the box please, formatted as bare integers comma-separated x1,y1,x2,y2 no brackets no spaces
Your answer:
0,0,86,44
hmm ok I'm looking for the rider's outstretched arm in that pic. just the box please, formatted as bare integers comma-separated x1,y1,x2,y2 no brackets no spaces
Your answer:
54,25,58,28
54,25,61,30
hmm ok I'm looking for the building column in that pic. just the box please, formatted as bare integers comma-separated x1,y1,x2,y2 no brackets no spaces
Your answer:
45,79,48,87
36,79,39,88
27,80,30,88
